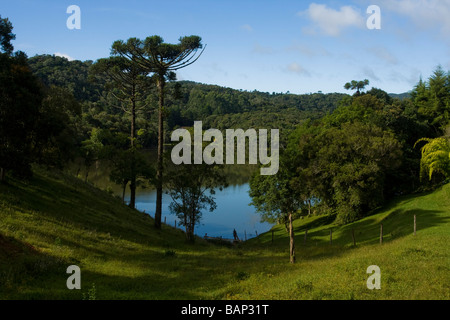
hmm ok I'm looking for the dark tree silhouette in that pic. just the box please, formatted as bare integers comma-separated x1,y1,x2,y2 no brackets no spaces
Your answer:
90,49,151,209
0,17,43,181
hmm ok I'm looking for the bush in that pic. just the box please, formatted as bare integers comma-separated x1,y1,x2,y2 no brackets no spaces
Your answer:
164,249,176,257
236,271,250,281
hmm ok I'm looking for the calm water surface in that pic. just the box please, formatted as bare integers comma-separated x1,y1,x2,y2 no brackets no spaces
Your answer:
72,158,273,240
128,183,273,240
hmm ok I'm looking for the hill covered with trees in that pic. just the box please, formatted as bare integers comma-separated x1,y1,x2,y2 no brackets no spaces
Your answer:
27,54,347,148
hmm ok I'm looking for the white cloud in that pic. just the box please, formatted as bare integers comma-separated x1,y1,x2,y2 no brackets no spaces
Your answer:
15,43,35,51
378,0,450,38
203,62,228,80
388,67,422,87
287,43,331,57
240,24,253,32
286,62,311,76
362,66,380,82
252,43,274,54
367,47,398,65
299,3,365,36
54,52,74,61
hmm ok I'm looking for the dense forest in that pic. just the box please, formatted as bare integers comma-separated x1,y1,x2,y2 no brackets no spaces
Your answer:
24,53,349,224
24,54,450,200
27,54,347,146
249,66,450,262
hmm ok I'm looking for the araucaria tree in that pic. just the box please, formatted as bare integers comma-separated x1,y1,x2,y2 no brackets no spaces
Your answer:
114,35,205,229
90,46,151,209
344,79,370,96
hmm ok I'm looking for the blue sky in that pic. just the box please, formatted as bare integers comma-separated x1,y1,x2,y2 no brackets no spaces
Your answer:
2,0,450,94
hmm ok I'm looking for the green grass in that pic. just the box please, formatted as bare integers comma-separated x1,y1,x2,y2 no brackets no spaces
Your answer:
1,167,449,299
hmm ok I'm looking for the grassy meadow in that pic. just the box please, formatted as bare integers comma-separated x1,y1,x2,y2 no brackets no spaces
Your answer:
0,167,449,300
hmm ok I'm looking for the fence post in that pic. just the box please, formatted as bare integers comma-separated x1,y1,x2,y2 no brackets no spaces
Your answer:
380,224,383,245
414,214,416,236
164,216,166,224
174,220,177,228
304,229,308,245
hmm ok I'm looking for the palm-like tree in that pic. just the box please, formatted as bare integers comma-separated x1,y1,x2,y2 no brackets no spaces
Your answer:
344,79,370,95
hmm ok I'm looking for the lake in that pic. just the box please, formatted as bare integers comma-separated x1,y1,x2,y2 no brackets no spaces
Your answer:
129,183,273,240
71,159,273,240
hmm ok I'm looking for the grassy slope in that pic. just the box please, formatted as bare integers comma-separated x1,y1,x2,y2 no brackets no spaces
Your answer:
0,167,449,300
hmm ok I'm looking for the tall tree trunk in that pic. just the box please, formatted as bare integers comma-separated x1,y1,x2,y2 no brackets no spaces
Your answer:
186,211,195,242
122,179,128,204
155,75,165,229
184,212,188,234
289,212,295,264
129,89,137,209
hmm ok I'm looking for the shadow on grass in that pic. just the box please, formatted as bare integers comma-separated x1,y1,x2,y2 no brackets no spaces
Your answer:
299,208,448,249
0,232,75,298
294,214,336,232
249,205,449,265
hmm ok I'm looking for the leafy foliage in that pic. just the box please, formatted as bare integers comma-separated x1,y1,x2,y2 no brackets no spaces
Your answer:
0,15,15,55
415,137,450,181
0,51,43,178
411,66,450,132
165,163,227,242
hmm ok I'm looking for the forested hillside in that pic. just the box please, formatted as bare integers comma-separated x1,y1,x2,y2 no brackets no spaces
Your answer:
27,54,347,148
23,55,450,229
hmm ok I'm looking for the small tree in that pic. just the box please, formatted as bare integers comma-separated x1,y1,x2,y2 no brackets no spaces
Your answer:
109,148,155,204
249,161,302,264
165,163,227,242
79,128,106,182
